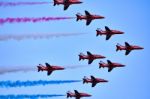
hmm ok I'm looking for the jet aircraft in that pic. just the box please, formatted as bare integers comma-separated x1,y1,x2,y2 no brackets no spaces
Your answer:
99,60,125,72
53,0,82,10
67,90,91,99
96,26,124,40
37,63,65,75
83,76,108,87
79,51,106,64
76,10,105,25
116,42,144,55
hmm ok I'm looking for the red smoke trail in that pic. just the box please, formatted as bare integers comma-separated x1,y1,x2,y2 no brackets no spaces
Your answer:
0,17,75,25
0,2,52,7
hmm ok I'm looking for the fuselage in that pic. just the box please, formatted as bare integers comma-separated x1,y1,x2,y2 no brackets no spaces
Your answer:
96,29,124,35
84,78,108,83
37,65,64,71
99,62,125,68
67,92,91,98
77,15,104,20
117,45,144,51
55,0,82,5
79,54,106,60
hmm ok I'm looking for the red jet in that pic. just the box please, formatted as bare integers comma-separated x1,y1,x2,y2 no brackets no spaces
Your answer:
37,63,65,76
79,51,106,64
99,60,125,72
53,0,83,10
76,10,105,26
67,90,91,99
96,26,124,40
83,76,108,87
116,42,144,55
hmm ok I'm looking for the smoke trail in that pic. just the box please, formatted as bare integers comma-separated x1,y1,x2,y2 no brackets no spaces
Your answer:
0,67,35,75
0,80,81,88
0,33,86,41
0,2,52,7
0,17,75,25
0,94,65,99
65,65,91,69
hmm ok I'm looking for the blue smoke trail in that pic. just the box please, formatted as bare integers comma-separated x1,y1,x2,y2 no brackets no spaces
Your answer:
0,94,65,99
0,80,81,88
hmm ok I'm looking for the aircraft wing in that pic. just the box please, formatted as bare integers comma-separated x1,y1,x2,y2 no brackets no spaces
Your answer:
108,67,113,72
86,19,92,26
87,51,93,56
92,82,97,87
88,59,94,64
85,10,91,16
47,70,53,76
125,50,131,55
107,60,113,72
45,63,51,68
74,90,80,99
91,76,97,87
105,26,111,32
106,34,112,40
64,4,70,10
125,42,131,47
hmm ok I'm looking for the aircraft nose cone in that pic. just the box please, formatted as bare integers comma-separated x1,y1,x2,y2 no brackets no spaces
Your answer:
120,31,124,34
86,94,92,97
121,64,125,67
104,80,108,82
100,16,105,19
102,56,106,58
60,67,65,70
139,47,144,49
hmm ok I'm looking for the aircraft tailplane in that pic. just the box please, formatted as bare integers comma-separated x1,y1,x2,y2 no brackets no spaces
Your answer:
76,14,80,21
116,44,121,51
37,66,41,72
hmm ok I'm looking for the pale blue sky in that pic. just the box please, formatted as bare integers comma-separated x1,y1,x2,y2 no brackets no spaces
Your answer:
0,0,150,99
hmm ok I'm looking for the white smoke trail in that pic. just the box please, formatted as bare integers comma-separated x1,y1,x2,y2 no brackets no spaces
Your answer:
0,67,35,75
65,65,91,69
0,33,86,41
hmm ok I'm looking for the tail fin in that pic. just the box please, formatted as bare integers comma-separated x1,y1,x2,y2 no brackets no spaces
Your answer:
76,14,79,21
37,65,41,72
96,28,102,36
79,53,84,61
116,43,121,51
83,79,86,84
67,91,72,98
99,61,104,68
76,13,81,21
79,55,82,61
83,76,87,84
67,93,69,98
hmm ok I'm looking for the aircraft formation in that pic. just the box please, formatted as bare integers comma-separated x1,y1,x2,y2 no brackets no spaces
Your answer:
35,0,143,98
1,0,144,99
